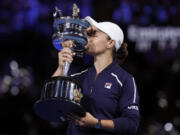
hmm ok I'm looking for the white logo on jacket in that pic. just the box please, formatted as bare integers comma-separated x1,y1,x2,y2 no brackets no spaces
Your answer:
104,83,112,89
128,105,139,111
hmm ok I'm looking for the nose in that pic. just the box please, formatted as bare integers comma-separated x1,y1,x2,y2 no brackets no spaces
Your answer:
87,36,92,43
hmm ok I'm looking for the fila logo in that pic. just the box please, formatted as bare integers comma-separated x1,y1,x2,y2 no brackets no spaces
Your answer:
104,82,112,89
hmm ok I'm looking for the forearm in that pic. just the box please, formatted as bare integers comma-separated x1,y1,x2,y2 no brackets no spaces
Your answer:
100,119,114,132
52,66,63,77
91,116,139,134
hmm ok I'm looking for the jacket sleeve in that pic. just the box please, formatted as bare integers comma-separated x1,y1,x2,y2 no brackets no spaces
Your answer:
112,76,140,135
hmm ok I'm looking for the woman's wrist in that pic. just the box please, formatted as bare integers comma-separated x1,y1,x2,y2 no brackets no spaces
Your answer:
52,66,63,77
94,118,99,127
58,65,63,71
95,119,101,129
88,118,99,128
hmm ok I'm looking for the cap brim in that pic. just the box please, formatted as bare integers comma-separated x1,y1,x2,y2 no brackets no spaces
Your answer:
85,16,98,27
85,16,105,32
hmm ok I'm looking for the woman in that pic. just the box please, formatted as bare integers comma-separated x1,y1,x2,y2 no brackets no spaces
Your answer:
53,16,140,135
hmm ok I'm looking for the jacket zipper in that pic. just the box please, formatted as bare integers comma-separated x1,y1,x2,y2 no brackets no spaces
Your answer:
90,81,95,94
90,75,98,94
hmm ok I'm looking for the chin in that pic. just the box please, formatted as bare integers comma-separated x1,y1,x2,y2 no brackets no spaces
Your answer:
85,48,99,56
85,50,94,56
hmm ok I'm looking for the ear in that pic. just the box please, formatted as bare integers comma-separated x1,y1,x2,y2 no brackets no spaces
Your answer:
107,40,116,49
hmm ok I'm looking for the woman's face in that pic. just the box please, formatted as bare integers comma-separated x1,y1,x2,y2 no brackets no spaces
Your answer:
85,26,110,56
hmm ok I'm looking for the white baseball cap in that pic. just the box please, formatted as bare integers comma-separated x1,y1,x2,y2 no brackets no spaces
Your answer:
85,16,124,51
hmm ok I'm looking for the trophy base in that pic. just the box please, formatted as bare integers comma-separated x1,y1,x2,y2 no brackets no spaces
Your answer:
34,98,86,122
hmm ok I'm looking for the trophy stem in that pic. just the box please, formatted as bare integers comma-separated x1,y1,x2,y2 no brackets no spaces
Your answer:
63,61,70,76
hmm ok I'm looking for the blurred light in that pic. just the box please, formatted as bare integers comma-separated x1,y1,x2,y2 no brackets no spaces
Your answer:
19,68,28,77
173,116,180,127
139,15,150,25
156,7,168,23
169,6,177,15
1,83,9,93
3,75,12,85
81,4,92,17
157,91,168,109
10,60,18,70
170,130,179,135
164,122,173,132
157,91,166,98
12,78,21,86
22,76,32,87
29,128,38,135
172,61,180,73
112,8,121,22
10,86,19,96
147,122,162,134
120,2,132,23
11,68,20,77
148,124,158,134
23,113,33,124
158,98,168,108
144,5,152,15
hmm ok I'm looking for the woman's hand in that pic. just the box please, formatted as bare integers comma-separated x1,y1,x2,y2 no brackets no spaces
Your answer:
52,40,75,77
68,112,98,127
58,41,75,68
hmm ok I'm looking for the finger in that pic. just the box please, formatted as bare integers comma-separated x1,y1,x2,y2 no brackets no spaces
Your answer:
60,48,76,57
66,114,76,121
62,57,73,64
61,40,73,48
66,117,74,122
62,53,73,61
66,114,82,125
69,113,81,120
79,121,85,126
61,48,72,55
59,55,72,65
59,53,72,61
59,51,73,61
75,120,84,126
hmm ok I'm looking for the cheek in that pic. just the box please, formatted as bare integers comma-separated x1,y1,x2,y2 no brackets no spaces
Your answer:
94,39,107,51
86,38,96,51
87,40,107,54
87,38,107,53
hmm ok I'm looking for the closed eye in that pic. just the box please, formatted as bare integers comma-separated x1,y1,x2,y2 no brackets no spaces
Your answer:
85,28,97,37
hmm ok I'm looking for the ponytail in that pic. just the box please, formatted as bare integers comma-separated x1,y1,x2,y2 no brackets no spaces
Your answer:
113,42,128,65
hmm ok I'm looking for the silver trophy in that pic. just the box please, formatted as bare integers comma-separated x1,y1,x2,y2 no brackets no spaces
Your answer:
34,4,90,122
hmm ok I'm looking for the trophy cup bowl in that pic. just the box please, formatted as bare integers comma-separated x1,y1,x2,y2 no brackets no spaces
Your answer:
34,4,90,122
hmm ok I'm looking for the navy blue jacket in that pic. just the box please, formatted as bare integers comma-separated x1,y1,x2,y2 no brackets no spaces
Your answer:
66,61,140,135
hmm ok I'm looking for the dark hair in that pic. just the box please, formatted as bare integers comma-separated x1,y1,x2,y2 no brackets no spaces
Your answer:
113,42,128,65
106,36,128,65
